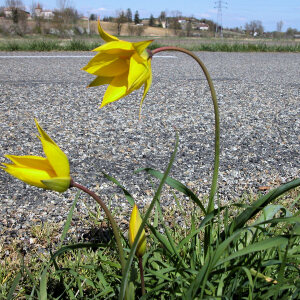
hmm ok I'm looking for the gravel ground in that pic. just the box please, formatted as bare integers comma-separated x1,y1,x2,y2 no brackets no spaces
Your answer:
0,51,299,249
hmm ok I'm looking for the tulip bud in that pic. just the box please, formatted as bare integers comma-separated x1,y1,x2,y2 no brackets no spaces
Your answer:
129,204,146,257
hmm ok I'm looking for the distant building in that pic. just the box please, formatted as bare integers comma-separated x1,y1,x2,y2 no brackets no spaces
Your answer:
34,4,54,19
80,16,89,21
161,20,167,28
198,23,209,30
4,7,30,19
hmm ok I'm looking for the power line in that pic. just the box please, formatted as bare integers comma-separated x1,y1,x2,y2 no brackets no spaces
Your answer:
214,0,227,37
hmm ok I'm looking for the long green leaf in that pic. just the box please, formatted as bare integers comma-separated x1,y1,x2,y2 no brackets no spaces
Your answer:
254,216,300,227
102,172,135,206
7,272,22,300
40,267,48,300
135,168,206,214
177,228,201,251
148,224,174,255
215,236,289,267
228,178,300,235
119,133,179,300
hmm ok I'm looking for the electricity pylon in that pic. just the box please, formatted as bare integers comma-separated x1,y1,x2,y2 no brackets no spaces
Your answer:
214,0,227,37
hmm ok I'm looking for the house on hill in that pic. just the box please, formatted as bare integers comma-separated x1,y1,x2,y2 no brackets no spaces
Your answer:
34,3,54,19
3,7,30,19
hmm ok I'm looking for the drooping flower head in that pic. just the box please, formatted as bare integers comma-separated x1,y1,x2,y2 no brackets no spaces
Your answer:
82,20,153,113
1,119,70,192
129,204,146,257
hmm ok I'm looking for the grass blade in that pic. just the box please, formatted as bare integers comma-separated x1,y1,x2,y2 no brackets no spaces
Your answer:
215,236,289,267
7,272,22,300
40,267,48,300
135,168,206,214
102,172,135,206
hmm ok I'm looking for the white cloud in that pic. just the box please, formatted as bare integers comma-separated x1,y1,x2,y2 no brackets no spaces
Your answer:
95,8,107,12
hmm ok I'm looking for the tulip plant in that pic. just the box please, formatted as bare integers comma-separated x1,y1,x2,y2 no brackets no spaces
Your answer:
1,20,299,299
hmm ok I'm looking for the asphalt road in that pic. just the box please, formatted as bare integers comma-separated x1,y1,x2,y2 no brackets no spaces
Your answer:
0,51,299,239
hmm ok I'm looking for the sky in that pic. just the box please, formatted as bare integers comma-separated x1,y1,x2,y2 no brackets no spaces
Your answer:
3,0,300,31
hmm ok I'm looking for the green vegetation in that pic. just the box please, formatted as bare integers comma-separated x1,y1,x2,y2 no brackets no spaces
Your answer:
149,41,300,52
0,37,299,52
1,168,299,299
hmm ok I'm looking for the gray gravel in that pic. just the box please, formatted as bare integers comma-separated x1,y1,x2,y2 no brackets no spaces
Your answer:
0,51,299,247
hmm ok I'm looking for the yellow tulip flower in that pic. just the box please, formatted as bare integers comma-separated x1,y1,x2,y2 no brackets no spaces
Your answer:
82,20,153,110
129,204,146,257
1,119,70,193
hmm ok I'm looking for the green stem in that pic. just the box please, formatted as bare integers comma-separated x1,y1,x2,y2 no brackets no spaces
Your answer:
138,256,145,296
152,47,220,258
152,47,220,214
70,180,125,273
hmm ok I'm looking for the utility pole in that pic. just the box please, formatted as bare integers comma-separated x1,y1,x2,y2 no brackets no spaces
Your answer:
214,0,227,37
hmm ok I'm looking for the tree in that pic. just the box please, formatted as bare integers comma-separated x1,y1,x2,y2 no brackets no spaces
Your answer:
169,10,182,35
126,8,132,22
276,21,283,32
245,20,264,36
158,11,166,27
53,0,79,32
286,27,297,38
56,0,70,11
30,2,43,34
186,19,192,37
103,16,114,22
134,10,140,24
149,14,155,27
5,0,28,35
116,10,126,35
0,7,5,17
5,0,26,24
89,13,97,21
159,11,166,22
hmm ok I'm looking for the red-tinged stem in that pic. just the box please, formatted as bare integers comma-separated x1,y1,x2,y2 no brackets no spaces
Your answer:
70,179,125,273
138,256,145,296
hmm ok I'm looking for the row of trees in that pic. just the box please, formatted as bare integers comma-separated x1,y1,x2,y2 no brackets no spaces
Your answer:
1,2,299,38
1,0,81,35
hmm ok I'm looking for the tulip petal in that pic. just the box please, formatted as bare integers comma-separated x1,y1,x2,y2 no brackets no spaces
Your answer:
98,19,119,42
82,52,129,77
101,73,129,107
42,177,70,192
4,155,54,173
88,76,113,88
128,54,150,92
133,40,153,55
92,41,134,54
139,61,152,118
35,119,55,144
1,163,51,188
39,138,69,177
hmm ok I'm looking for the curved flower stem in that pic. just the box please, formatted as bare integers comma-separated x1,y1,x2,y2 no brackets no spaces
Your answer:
152,47,220,215
70,179,125,273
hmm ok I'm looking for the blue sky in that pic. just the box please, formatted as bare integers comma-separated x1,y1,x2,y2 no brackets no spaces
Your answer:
5,0,300,31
